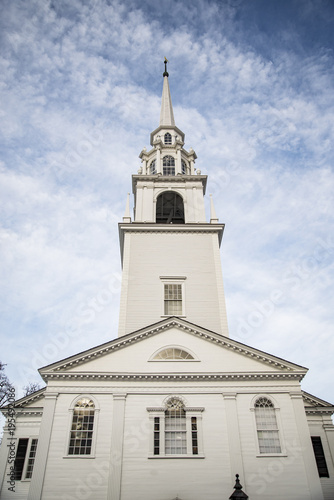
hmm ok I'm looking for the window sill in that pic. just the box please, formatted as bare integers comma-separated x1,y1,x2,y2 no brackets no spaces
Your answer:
256,454,287,458
148,454,205,459
161,315,186,318
63,455,96,459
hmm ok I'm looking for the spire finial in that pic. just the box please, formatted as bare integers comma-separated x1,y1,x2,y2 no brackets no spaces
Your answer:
229,474,249,499
163,57,169,77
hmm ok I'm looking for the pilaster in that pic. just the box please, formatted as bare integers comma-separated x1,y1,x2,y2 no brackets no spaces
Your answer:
108,393,127,500
223,393,245,486
290,392,324,500
27,392,58,500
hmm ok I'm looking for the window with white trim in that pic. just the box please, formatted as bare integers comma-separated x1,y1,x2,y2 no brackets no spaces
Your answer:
68,398,95,455
163,155,175,175
149,159,156,174
254,397,281,454
181,159,189,174
164,283,182,315
152,347,195,360
164,132,172,144
13,437,38,480
148,397,204,457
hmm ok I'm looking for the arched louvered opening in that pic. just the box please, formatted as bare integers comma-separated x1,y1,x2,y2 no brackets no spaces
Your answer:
156,191,184,224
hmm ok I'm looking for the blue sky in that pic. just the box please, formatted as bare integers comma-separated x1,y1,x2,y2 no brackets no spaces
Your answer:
0,0,333,409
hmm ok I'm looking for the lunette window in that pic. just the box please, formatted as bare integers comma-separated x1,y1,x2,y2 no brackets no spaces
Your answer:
152,347,194,360
13,438,38,480
68,398,95,455
254,397,281,454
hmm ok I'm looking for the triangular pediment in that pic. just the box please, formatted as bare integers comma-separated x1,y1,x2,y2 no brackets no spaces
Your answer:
39,318,307,382
302,390,334,415
0,387,46,415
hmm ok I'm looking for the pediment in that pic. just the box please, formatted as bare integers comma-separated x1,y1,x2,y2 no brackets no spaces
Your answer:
0,387,46,415
39,318,307,382
303,391,334,414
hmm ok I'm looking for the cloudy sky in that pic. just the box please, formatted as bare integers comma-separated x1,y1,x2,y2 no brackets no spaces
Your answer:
0,0,333,408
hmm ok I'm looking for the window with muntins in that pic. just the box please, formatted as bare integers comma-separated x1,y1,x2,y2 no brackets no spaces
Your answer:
255,397,281,454
165,400,187,454
68,398,95,455
311,436,329,477
164,132,172,144
149,397,202,457
163,155,175,175
153,347,194,360
181,159,189,174
164,284,182,315
149,159,156,174
13,438,38,480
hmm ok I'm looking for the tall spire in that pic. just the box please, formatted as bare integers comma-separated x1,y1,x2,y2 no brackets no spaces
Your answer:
159,58,175,127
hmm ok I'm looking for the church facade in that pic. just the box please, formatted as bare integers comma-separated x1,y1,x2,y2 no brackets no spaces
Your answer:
0,63,334,500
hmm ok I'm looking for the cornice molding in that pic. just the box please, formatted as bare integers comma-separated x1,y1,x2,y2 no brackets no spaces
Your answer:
42,371,304,382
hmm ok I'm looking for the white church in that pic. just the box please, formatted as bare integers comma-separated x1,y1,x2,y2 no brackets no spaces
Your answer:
0,61,334,500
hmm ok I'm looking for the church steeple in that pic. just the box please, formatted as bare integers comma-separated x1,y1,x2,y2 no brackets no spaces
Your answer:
118,62,228,338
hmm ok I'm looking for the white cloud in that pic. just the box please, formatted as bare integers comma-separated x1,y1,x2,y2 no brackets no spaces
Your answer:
0,0,333,406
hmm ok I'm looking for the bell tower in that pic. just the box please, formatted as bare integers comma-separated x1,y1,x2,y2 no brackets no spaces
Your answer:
118,60,228,337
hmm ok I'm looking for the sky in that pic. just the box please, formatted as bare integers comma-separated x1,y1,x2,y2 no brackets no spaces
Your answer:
0,0,333,411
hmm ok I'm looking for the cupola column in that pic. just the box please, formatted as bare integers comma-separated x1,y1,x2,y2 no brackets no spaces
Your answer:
156,146,161,174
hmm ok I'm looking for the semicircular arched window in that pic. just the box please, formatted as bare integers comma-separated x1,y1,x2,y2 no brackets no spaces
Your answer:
68,398,95,455
153,347,195,360
254,397,281,454
163,155,175,175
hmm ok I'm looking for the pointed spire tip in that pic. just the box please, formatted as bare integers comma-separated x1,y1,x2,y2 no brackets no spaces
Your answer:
163,57,169,77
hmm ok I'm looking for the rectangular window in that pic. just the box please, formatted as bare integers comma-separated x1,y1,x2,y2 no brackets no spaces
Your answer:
191,417,198,455
25,439,38,479
311,436,329,477
165,408,187,455
68,408,94,455
13,438,38,480
163,166,175,175
154,417,160,455
255,406,281,454
164,284,182,315
13,439,28,480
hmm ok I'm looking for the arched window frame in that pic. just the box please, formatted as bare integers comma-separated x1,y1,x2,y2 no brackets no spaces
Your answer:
250,395,284,456
149,345,198,361
65,395,100,458
147,396,204,458
164,132,172,145
155,191,185,224
162,155,175,175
